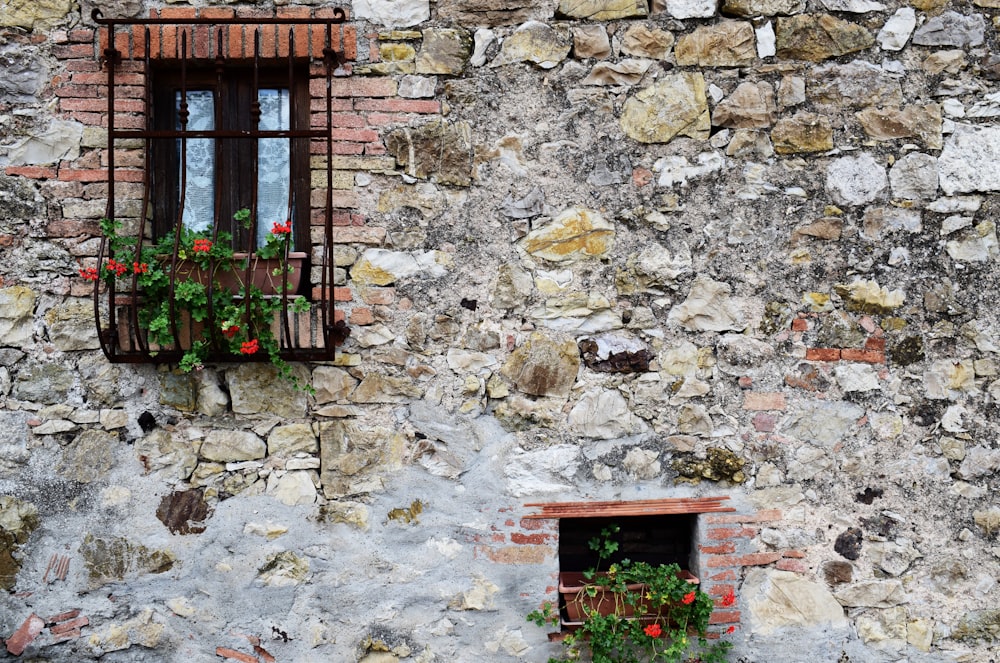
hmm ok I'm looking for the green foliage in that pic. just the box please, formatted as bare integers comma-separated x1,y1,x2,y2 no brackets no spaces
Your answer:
527,526,734,663
91,211,311,390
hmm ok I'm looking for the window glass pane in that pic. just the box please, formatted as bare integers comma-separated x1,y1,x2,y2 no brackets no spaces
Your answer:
177,90,215,233
257,88,290,248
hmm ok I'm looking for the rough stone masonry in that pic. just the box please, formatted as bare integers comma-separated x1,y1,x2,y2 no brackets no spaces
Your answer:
2,0,1000,661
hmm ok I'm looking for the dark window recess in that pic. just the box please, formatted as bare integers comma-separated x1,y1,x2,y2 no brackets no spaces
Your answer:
523,497,735,631
150,65,311,253
91,10,350,366
559,514,697,572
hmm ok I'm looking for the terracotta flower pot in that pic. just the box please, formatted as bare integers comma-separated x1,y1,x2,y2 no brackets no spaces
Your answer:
165,252,307,296
559,570,699,623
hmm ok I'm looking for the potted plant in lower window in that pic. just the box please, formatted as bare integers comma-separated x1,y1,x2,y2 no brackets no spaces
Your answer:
527,525,735,663
81,210,311,387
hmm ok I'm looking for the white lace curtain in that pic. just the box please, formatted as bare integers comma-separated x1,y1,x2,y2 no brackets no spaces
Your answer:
178,88,291,248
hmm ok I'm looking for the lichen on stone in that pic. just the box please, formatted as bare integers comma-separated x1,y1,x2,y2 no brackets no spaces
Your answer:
387,499,424,524
672,447,746,483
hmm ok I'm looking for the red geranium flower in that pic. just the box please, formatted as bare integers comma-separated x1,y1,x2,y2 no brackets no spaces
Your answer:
682,591,696,605
105,259,128,276
240,338,259,355
79,267,99,281
192,238,213,253
133,262,148,274
726,625,736,634
222,323,240,338
644,623,662,638
721,589,736,607
271,220,292,235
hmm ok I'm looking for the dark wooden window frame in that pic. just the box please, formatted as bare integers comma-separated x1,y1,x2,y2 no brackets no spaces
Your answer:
150,62,312,254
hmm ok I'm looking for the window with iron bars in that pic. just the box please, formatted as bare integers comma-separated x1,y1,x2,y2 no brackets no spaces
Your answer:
90,9,350,372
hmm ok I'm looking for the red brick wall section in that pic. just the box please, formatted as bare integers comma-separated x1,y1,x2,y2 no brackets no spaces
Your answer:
472,510,558,569
790,313,887,365
701,509,811,634
486,507,808,638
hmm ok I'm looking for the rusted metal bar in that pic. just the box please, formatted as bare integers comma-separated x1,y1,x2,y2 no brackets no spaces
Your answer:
95,15,118,362
278,26,295,350
322,22,335,350
245,27,261,336
166,30,190,350
110,129,327,139
93,8,346,26
130,25,154,357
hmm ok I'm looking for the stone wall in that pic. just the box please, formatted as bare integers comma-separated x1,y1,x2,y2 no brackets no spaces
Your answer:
2,0,1000,661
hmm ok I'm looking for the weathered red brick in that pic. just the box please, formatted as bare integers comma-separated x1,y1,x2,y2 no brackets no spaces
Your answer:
46,609,81,623
519,518,556,530
708,610,741,625
709,569,738,582
161,24,178,58
325,142,365,156
632,167,652,187
5,614,45,656
160,6,198,19
841,348,884,364
790,317,809,331
5,166,57,179
752,413,777,432
776,559,809,573
115,30,131,60
53,43,95,59
474,545,553,564
708,584,736,598
342,25,358,60
54,84,99,98
865,335,886,351
331,128,381,143
782,549,806,558
57,169,106,182
349,307,374,325
226,23,245,58
215,647,258,663
68,29,95,43
706,526,757,540
359,287,394,305
699,542,736,555
805,348,840,361
50,615,89,635
511,532,552,545
742,392,786,411
200,6,236,19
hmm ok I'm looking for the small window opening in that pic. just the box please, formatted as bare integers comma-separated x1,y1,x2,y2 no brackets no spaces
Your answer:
558,514,699,627
559,514,697,572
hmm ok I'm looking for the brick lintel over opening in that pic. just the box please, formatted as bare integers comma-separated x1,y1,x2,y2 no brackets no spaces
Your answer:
522,496,735,519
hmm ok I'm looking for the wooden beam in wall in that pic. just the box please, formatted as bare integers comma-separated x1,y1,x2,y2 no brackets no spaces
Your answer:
522,496,735,519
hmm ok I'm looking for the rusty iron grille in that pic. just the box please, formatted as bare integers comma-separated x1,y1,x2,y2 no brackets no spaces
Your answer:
90,8,350,367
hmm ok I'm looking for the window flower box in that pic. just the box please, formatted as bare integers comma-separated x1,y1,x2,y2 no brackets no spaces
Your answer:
559,569,700,624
